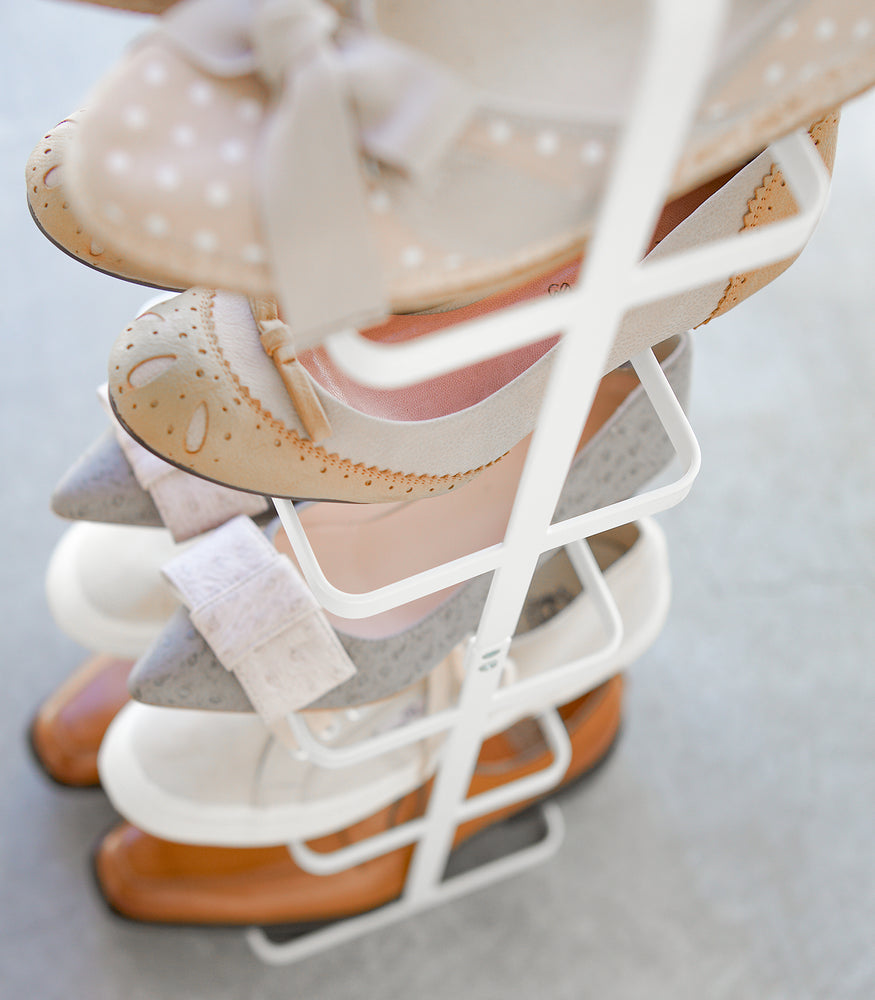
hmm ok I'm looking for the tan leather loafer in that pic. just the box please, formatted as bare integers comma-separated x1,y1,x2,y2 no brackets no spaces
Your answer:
30,653,132,787
95,676,622,925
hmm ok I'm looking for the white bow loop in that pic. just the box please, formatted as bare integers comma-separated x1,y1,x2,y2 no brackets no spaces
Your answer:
251,0,339,88
161,0,474,343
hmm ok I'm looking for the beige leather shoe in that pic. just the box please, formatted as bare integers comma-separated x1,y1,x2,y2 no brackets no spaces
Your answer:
63,0,862,344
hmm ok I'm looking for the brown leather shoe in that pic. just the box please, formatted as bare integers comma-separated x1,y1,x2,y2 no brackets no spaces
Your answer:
30,653,132,787
95,675,622,926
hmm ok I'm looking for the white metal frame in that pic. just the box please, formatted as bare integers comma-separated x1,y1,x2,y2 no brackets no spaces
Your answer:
246,0,831,965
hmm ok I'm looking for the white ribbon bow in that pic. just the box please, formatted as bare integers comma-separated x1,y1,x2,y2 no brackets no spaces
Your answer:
163,515,358,723
97,383,269,541
161,0,474,344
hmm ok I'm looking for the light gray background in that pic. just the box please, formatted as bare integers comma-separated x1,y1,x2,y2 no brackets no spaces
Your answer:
1,3,873,998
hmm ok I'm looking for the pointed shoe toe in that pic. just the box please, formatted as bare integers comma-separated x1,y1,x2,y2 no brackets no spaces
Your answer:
53,383,272,540
52,428,163,528
128,607,254,712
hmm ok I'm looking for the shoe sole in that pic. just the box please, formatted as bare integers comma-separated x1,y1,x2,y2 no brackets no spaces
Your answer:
28,199,181,294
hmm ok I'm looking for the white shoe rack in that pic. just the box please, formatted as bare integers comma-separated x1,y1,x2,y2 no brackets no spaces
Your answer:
204,0,824,966
246,0,830,965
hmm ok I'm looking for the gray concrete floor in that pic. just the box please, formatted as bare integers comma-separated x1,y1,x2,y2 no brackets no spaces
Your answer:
2,3,874,998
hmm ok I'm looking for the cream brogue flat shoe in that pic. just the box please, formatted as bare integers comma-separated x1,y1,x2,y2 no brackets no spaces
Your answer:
104,112,836,503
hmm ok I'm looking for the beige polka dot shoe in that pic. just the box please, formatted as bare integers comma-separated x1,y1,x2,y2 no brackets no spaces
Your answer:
106,111,837,504
65,0,869,347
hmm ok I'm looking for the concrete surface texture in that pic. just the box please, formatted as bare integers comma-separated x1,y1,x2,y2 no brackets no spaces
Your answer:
1,3,873,998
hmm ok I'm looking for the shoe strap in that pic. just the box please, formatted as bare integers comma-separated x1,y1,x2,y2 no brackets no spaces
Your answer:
97,384,269,541
162,515,357,723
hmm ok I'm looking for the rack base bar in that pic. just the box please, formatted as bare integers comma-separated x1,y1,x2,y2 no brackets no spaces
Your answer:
245,802,565,966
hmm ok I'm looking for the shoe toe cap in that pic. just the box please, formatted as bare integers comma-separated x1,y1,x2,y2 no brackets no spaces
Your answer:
51,428,162,526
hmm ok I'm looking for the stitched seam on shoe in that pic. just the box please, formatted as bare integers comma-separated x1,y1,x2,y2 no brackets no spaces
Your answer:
201,292,505,489
699,115,832,327
699,164,779,326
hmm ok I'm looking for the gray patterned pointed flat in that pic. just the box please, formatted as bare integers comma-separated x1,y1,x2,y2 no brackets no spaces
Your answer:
52,405,273,542
127,333,690,711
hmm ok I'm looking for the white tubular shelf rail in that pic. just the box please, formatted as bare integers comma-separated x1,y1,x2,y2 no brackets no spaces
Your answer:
320,131,828,391
285,707,571,879
245,803,566,966
283,533,624,770
272,344,697,621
